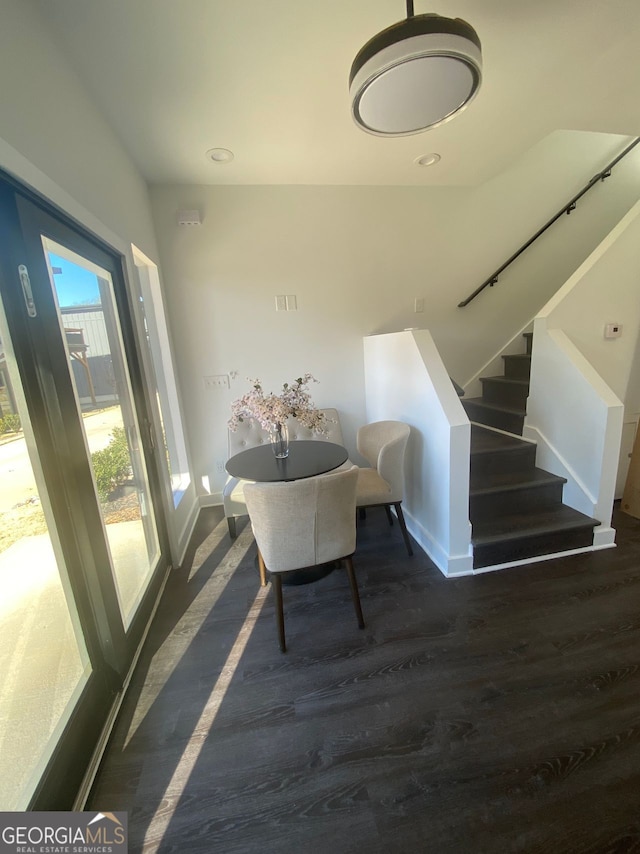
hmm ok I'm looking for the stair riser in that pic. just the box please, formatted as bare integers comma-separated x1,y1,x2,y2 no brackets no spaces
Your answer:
471,445,537,477
502,356,531,381
480,380,529,408
470,482,565,521
473,526,594,568
464,401,525,434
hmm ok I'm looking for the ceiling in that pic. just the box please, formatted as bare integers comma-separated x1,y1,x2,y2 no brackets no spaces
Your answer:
35,0,640,187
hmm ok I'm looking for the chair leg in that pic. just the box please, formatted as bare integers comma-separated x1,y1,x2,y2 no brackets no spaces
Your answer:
345,556,365,629
384,505,394,526
257,548,268,587
394,503,413,557
272,574,286,653
227,516,237,539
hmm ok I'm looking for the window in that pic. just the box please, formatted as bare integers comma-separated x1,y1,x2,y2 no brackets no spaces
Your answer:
132,247,190,507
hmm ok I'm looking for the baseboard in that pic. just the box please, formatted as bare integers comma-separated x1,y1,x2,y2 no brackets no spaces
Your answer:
404,508,474,577
593,525,617,548
199,492,223,508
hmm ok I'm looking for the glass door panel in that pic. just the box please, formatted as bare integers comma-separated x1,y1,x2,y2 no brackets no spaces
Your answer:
42,239,160,629
0,313,90,810
0,172,171,808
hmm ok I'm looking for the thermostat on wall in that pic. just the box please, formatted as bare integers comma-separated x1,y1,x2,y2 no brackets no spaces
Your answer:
604,322,622,339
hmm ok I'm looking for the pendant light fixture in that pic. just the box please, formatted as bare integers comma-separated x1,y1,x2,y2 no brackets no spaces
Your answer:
349,1,482,137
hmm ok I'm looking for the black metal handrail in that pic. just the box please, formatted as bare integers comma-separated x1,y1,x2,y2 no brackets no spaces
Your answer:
458,136,640,307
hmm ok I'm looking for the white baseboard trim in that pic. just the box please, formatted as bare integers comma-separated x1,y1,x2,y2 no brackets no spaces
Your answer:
404,510,474,577
593,525,616,548
199,492,223,508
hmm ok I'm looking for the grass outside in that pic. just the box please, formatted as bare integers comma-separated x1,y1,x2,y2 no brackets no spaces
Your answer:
0,491,142,554
0,429,46,553
0,407,140,554
0,501,48,553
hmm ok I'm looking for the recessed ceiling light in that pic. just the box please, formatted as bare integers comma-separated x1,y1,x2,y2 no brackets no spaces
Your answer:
415,153,441,167
206,148,234,164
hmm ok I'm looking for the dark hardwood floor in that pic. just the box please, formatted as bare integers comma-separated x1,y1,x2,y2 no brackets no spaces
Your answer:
88,504,640,853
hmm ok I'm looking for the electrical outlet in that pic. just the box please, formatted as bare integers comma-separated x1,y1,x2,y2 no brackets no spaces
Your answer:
216,460,226,473
203,374,229,389
275,295,287,311
414,297,425,313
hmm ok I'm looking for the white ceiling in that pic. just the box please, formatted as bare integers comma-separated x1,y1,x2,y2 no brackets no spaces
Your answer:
34,0,640,187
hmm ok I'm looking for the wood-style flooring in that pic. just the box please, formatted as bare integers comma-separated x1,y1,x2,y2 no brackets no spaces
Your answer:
88,504,640,853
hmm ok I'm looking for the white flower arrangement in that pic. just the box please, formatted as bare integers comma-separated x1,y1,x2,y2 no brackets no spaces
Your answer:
228,374,327,435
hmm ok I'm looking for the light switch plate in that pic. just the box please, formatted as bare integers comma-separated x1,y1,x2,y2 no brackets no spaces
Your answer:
204,374,229,389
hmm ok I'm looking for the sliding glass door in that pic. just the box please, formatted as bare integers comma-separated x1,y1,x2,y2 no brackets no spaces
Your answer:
0,174,171,808
0,312,92,809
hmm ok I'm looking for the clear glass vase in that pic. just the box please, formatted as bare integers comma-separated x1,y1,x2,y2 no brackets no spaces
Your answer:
269,422,289,458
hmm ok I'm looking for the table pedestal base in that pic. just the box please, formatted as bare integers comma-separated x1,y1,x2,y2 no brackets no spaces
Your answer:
253,555,337,585
280,562,338,585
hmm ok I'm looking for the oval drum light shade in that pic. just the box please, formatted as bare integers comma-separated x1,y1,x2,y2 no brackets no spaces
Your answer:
349,3,482,136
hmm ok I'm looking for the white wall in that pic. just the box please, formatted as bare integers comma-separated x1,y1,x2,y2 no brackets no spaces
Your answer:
150,131,640,502
532,200,640,501
0,0,198,562
525,325,622,544
0,0,158,258
538,201,640,409
364,331,472,576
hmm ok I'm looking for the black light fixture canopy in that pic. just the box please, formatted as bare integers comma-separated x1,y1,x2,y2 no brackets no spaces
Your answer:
349,2,482,136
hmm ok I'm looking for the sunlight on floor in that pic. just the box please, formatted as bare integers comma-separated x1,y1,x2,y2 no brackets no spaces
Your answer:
143,577,269,852
124,520,258,748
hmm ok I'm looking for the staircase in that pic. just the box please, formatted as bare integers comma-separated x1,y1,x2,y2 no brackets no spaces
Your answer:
462,333,600,568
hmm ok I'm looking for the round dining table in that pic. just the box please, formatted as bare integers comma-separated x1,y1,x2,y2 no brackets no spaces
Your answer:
225,439,348,482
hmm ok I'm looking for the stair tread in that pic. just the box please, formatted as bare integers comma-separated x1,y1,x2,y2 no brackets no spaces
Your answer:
470,467,566,495
464,397,526,416
470,425,532,454
471,505,599,545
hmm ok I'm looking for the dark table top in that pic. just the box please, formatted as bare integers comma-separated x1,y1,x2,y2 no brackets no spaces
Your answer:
226,440,348,483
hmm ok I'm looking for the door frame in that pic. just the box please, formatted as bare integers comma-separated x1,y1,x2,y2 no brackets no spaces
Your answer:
0,170,173,808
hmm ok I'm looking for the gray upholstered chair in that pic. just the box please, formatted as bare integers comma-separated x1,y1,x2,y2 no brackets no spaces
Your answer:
355,420,413,556
223,407,350,538
244,467,364,653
